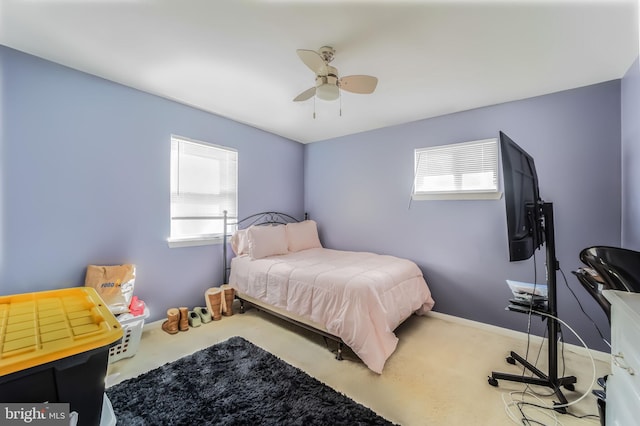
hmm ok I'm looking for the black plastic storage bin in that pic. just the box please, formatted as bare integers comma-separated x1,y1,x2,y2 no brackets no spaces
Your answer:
0,346,109,425
0,288,122,426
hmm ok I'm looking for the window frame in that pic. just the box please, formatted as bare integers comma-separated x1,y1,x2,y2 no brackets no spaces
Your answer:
167,135,237,248
412,138,502,201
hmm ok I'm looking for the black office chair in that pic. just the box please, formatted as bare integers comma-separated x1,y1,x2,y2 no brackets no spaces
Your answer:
579,246,640,293
574,246,640,321
573,246,640,426
572,267,611,321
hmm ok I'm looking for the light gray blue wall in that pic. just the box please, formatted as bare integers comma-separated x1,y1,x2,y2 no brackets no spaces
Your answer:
1,44,629,351
622,57,640,251
305,81,622,352
0,46,304,322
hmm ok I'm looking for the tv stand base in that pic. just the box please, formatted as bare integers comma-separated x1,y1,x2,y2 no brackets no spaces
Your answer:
489,350,577,413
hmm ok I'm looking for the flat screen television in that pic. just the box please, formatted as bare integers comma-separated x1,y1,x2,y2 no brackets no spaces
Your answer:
492,133,573,404
500,131,544,261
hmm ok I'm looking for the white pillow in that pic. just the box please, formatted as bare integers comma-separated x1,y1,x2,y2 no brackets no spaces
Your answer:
230,229,249,255
286,220,322,252
247,225,289,259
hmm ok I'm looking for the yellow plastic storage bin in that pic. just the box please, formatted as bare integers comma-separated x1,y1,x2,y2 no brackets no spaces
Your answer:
0,287,123,425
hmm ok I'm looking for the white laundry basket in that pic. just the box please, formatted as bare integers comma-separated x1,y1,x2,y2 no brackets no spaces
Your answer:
108,307,149,363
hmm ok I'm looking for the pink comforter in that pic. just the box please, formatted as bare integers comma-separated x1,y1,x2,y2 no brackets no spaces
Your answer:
228,248,435,373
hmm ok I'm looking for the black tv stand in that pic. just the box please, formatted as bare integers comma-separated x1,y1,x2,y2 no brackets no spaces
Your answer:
488,202,577,412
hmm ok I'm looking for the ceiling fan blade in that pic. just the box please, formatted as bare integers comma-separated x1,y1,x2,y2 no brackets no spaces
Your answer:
293,87,316,102
339,75,378,94
297,49,325,74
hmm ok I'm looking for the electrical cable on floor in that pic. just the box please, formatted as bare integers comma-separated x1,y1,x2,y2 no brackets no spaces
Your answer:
512,264,610,419
527,311,597,410
502,391,565,426
523,266,606,401
514,254,559,418
502,254,599,424
502,312,599,425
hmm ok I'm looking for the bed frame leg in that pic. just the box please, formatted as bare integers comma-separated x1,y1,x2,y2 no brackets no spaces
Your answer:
322,337,344,361
239,299,245,314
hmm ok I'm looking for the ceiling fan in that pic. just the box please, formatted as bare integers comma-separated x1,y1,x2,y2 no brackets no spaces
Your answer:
293,46,378,103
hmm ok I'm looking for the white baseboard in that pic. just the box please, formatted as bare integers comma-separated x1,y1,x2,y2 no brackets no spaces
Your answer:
426,311,611,363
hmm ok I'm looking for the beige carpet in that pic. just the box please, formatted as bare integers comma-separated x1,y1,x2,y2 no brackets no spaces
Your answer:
106,305,609,425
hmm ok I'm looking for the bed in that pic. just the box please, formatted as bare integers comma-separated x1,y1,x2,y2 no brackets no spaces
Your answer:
222,212,435,374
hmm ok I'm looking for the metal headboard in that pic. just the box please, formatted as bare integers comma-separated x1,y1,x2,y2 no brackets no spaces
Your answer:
222,210,306,283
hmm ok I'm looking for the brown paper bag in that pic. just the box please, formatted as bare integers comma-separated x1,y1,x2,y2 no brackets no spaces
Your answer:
85,264,136,314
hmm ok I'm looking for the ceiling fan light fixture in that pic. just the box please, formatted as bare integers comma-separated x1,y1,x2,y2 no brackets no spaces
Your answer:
294,46,377,105
316,83,339,101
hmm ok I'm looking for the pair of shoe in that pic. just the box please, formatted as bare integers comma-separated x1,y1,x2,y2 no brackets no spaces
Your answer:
161,306,212,334
205,284,235,321
187,306,212,328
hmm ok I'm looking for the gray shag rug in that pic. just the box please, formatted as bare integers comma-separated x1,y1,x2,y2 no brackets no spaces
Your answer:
106,336,395,425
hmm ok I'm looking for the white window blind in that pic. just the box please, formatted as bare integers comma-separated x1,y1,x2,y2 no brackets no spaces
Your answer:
169,136,237,244
413,138,501,200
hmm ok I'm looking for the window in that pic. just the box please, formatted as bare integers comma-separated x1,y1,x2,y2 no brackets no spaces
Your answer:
168,136,237,247
413,138,501,200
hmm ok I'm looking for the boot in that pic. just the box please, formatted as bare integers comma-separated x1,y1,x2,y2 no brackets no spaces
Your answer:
161,308,180,335
221,284,235,316
178,306,189,331
205,288,223,321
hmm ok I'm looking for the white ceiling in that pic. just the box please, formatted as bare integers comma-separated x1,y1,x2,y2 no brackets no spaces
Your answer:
1,0,637,143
